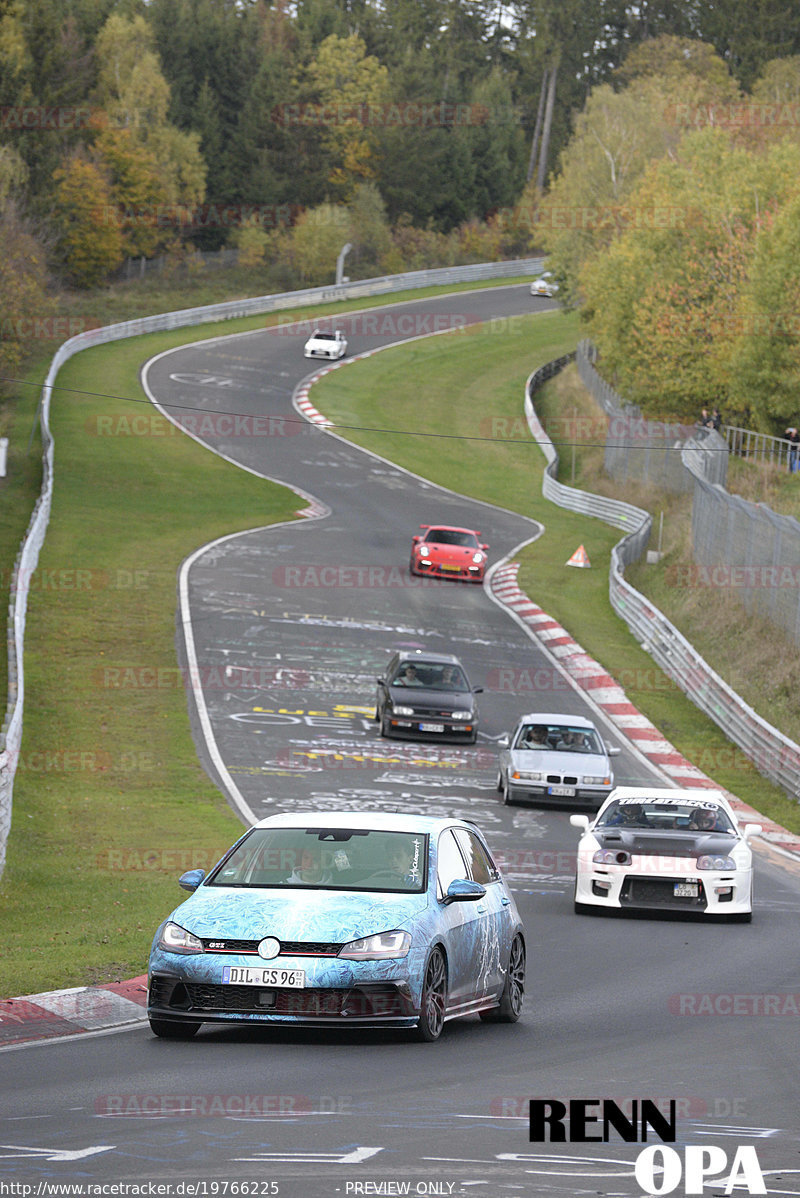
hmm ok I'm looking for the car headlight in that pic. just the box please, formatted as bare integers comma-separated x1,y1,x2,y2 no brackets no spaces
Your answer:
512,770,544,781
471,552,484,564
451,710,472,720
593,849,631,865
338,930,411,960
697,854,736,870
393,705,414,716
159,921,204,954
418,546,429,557
582,775,611,785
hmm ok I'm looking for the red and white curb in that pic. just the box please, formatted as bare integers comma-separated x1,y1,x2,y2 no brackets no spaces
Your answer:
294,360,358,519
0,976,147,1048
490,562,800,858
295,384,334,427
294,356,362,428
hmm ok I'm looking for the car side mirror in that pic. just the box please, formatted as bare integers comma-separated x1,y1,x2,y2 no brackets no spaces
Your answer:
178,868,205,892
498,735,509,748
569,814,590,832
480,543,489,550
607,746,621,756
742,823,762,840
444,879,486,904
473,686,483,694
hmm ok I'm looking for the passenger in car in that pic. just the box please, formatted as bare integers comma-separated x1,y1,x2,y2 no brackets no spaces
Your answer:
286,844,334,885
522,725,550,748
557,731,590,752
395,664,424,686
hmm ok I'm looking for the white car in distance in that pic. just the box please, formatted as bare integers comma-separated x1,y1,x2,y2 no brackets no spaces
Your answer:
304,329,348,359
530,272,558,298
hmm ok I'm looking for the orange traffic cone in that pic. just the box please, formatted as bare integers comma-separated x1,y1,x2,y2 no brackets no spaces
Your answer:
566,544,591,568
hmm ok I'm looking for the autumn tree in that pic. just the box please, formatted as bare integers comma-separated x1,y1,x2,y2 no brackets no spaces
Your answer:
93,128,165,259
51,152,123,286
0,204,50,394
346,181,392,275
580,131,800,419
536,39,741,304
304,33,390,198
92,11,206,241
289,201,351,284
728,183,800,431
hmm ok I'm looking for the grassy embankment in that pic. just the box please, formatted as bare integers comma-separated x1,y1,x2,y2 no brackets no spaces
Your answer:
310,312,800,836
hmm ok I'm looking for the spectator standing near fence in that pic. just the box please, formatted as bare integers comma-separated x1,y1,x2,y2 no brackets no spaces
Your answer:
786,427,800,472
711,407,722,432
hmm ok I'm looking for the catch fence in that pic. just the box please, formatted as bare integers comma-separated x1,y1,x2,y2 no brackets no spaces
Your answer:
528,349,800,800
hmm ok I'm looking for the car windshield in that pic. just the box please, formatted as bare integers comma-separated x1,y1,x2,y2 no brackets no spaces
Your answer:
206,828,428,892
391,662,468,690
312,331,336,340
596,799,735,833
424,529,478,548
515,724,601,753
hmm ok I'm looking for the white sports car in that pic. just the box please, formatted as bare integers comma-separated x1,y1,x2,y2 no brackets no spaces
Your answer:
570,787,761,921
304,329,348,359
530,273,558,298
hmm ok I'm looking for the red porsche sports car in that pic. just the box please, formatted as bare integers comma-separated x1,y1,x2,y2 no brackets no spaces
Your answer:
409,525,489,583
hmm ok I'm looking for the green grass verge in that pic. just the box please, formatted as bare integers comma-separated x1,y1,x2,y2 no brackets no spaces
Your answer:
311,314,800,837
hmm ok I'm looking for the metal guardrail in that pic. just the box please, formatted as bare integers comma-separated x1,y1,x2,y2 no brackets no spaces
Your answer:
0,256,544,877
725,424,797,471
526,350,800,801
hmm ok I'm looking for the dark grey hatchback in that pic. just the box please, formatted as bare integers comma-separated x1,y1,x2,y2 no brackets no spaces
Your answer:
376,651,482,742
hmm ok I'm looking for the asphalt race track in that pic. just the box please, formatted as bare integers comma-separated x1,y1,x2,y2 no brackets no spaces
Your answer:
1,285,799,1198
